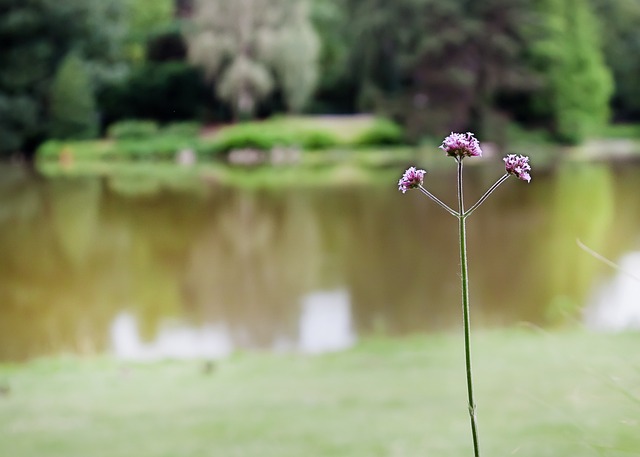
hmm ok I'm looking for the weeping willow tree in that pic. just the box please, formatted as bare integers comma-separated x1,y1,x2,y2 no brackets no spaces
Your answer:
186,0,319,119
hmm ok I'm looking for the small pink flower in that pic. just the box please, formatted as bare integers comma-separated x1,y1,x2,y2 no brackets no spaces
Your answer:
439,132,483,158
398,166,426,193
503,154,531,183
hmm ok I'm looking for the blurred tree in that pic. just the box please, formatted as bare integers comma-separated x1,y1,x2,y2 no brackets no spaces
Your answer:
532,0,612,143
590,0,640,121
49,53,98,140
98,61,209,125
340,0,538,142
0,0,127,157
123,0,175,63
307,0,357,113
146,26,188,62
186,0,319,119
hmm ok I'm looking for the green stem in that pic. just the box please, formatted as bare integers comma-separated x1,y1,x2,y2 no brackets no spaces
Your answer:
457,158,481,457
464,173,510,218
417,185,459,217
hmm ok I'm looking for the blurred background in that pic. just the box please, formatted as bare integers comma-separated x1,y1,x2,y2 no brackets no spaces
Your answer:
1,0,640,456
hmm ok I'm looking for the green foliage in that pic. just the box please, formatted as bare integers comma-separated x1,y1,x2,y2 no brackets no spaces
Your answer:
49,54,98,140
123,0,175,63
38,135,214,162
98,62,208,124
298,129,339,150
336,0,538,139
107,120,159,140
211,121,340,153
591,0,640,120
162,122,202,137
532,0,613,144
0,94,39,154
598,123,640,139
352,118,405,147
0,0,127,156
212,124,282,153
186,0,320,118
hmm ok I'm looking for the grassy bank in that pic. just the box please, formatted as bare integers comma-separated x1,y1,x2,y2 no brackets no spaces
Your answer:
1,329,639,457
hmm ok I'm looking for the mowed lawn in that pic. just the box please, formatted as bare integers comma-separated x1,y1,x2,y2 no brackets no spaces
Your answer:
0,329,638,457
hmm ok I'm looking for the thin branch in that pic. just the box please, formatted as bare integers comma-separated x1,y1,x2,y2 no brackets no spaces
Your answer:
464,173,510,218
417,185,459,217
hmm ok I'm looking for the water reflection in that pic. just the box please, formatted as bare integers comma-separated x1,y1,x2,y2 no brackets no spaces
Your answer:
110,289,355,360
299,290,354,354
1,162,640,361
111,312,233,360
584,251,640,331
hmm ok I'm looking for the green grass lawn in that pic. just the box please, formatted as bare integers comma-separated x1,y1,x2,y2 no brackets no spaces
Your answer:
0,329,638,457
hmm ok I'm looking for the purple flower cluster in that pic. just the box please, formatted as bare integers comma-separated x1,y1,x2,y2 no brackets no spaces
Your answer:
439,132,483,158
503,154,531,183
398,166,426,193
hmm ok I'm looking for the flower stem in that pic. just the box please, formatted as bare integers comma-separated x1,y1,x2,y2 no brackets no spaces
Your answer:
457,159,481,457
417,185,459,217
464,173,510,218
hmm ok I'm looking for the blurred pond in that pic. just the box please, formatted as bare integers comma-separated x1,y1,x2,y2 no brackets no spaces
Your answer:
0,161,639,362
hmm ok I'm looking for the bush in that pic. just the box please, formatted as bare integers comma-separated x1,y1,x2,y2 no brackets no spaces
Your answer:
353,118,405,147
36,139,118,161
37,140,65,160
210,121,341,153
107,120,159,140
212,123,295,153
97,62,209,125
162,121,201,137
299,129,339,150
49,53,98,140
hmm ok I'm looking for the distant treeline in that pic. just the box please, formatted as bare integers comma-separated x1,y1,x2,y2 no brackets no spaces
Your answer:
1,0,638,157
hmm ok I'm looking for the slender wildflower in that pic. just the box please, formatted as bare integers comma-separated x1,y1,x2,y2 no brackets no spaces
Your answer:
398,133,531,457
503,154,531,182
398,166,426,193
440,132,483,159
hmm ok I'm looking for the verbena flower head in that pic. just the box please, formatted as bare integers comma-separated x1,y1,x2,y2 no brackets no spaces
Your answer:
439,132,483,159
398,166,426,193
503,154,531,183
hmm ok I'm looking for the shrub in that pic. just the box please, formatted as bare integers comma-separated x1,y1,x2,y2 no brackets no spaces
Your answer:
353,118,405,147
162,121,201,137
195,139,225,157
299,129,339,150
212,123,295,153
116,136,201,160
210,121,341,153
49,53,98,140
107,120,159,140
37,140,64,160
36,140,118,161
97,62,209,125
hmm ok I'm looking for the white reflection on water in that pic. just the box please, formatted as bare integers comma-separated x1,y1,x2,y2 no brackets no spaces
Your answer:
110,313,233,360
110,289,356,360
298,289,355,354
584,251,640,331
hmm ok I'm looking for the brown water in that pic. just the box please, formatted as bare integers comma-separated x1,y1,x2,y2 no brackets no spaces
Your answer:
1,162,639,361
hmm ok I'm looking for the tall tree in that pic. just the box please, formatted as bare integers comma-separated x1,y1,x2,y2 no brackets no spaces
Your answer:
590,0,640,120
186,0,319,119
533,0,613,143
307,0,355,113
123,0,175,63
49,53,98,140
0,0,127,157
340,0,537,140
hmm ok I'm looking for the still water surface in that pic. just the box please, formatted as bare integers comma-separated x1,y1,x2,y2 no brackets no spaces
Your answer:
1,162,639,361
